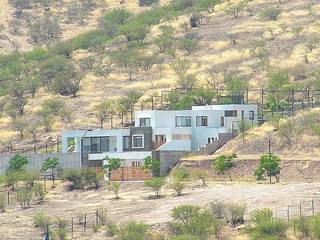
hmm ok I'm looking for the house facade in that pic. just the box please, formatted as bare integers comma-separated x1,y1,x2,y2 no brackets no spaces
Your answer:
61,104,257,175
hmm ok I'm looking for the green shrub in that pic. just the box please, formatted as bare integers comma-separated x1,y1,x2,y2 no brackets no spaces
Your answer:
63,169,84,190
106,221,118,237
97,208,108,225
143,156,160,176
33,211,50,232
226,203,246,226
210,201,227,220
172,167,190,181
245,208,288,239
191,169,208,186
32,183,46,201
260,7,282,21
119,221,149,240
170,179,185,197
63,168,104,190
145,177,165,198
110,182,121,199
17,188,33,208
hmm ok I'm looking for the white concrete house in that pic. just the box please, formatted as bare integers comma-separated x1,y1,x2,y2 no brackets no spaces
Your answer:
61,104,257,173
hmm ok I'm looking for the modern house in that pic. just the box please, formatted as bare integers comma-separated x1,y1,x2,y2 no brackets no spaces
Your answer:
61,104,257,176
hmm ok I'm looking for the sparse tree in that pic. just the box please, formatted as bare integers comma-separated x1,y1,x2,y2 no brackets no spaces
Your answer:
42,157,59,187
260,7,282,21
93,100,114,128
213,154,236,181
225,1,246,19
144,177,165,198
178,32,200,55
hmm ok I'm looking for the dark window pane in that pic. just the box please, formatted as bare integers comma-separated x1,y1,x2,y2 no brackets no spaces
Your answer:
91,138,100,153
101,137,110,152
140,118,150,127
83,138,91,152
225,110,237,117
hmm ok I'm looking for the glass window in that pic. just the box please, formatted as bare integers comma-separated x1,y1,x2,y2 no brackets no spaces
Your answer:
225,110,237,117
249,111,255,120
91,138,100,153
123,136,130,151
172,134,192,140
101,137,110,152
83,138,91,152
220,116,224,127
196,116,208,126
139,118,150,127
132,135,144,148
176,116,191,127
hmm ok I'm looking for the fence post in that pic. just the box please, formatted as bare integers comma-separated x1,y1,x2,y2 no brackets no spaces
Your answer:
299,202,302,218
312,199,315,216
71,217,74,239
7,191,9,205
287,206,290,221
84,213,87,232
56,138,59,152
96,209,99,225
291,90,294,115
45,141,48,153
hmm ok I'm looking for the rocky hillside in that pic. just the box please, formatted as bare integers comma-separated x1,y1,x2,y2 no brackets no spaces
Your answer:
1,0,320,152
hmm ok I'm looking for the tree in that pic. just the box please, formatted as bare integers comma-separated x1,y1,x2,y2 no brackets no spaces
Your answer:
225,1,246,19
238,119,251,142
104,158,121,180
178,32,200,55
93,100,114,128
8,154,28,172
143,156,160,177
40,56,81,96
12,116,27,139
29,13,62,46
255,153,281,183
213,154,236,181
42,157,59,187
191,168,208,186
277,119,295,148
154,25,174,53
144,177,165,198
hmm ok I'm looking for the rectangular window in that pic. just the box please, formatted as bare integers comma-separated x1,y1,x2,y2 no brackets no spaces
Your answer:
131,161,141,167
249,110,255,120
196,116,208,126
176,116,191,127
123,136,130,151
225,110,237,117
83,138,91,152
91,138,100,153
100,137,110,152
132,135,144,148
220,116,225,127
139,118,150,127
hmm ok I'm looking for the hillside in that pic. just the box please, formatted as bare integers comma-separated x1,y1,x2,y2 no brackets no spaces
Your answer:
1,0,320,152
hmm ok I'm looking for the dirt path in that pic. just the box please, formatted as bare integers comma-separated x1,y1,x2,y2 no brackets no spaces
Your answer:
0,181,320,239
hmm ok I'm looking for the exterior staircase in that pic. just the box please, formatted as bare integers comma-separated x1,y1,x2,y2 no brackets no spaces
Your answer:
199,133,234,155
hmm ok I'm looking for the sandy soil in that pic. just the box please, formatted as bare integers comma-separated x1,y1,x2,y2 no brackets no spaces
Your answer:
0,181,320,239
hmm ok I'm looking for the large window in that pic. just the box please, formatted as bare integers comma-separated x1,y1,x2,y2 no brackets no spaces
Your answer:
132,135,144,148
220,116,224,127
225,110,237,117
123,136,130,151
82,137,113,153
196,116,208,126
172,134,192,140
176,116,191,127
249,111,255,120
139,118,150,127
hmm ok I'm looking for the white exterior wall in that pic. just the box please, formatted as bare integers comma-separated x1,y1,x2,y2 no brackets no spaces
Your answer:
135,104,258,151
91,151,152,165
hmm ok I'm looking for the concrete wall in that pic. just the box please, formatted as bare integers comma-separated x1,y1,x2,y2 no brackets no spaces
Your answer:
0,152,81,175
153,150,190,176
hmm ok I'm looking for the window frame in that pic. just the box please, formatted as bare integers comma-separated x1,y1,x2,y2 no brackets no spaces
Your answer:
220,116,225,127
196,116,208,126
139,117,151,127
224,110,237,117
249,110,255,120
175,116,192,127
132,134,144,149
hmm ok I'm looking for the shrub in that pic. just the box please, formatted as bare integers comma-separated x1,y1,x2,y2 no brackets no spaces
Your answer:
172,167,190,181
260,7,282,21
8,154,28,172
191,168,208,186
210,201,227,220
17,188,32,208
110,182,121,199
119,221,149,240
143,157,160,177
226,203,246,226
97,208,108,225
106,221,118,237
170,179,185,197
246,208,288,239
139,0,159,6
144,177,165,198
63,168,104,190
0,192,6,212
33,211,50,233
32,183,46,201
63,169,84,190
